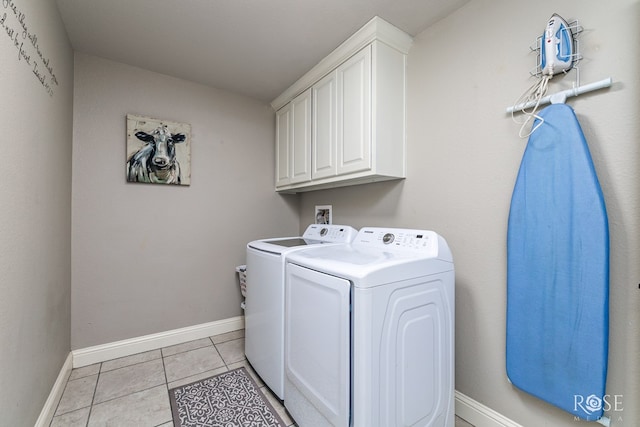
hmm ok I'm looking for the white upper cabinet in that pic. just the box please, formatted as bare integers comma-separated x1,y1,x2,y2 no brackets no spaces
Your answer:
272,17,412,193
276,88,312,187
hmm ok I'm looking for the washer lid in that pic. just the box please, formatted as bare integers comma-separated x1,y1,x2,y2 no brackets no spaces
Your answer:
248,237,312,255
260,238,310,248
247,224,358,255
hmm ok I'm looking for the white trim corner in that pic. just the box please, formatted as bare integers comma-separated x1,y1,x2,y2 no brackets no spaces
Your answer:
34,353,73,427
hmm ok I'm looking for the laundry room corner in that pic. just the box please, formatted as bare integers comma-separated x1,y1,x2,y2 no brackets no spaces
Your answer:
70,53,300,350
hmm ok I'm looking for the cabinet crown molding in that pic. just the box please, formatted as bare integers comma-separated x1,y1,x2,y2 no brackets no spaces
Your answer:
270,16,413,111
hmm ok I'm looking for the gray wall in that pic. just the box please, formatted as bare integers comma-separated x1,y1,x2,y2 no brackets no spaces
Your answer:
0,0,74,425
3,1,637,425
300,0,639,425
71,53,299,349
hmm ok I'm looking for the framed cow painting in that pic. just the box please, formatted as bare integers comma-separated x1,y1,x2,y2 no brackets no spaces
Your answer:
126,114,191,186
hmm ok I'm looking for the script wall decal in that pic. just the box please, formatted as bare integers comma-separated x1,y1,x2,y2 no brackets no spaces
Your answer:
1,0,58,97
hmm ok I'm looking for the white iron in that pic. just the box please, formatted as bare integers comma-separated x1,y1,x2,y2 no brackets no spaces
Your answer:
540,13,574,76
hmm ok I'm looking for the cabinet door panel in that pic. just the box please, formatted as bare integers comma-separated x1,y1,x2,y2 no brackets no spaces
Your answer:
291,89,312,184
312,71,338,179
337,45,371,175
275,104,292,187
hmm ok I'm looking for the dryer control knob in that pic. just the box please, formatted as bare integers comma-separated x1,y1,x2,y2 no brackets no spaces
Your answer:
383,233,395,244
320,228,328,236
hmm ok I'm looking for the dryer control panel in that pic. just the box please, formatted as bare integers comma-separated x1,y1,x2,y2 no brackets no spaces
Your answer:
354,227,442,256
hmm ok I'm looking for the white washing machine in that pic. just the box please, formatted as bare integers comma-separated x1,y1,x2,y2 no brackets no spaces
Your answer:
284,227,455,427
245,224,357,400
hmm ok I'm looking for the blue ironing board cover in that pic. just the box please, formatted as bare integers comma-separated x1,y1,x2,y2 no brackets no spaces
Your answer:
506,104,609,420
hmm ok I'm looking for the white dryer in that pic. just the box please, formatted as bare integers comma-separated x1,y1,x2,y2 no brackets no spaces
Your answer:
284,227,455,427
245,224,357,400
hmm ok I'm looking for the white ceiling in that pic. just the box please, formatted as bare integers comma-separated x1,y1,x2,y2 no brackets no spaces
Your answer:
56,0,469,103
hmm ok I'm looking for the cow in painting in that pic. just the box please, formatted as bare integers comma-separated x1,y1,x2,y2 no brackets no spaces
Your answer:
126,125,186,184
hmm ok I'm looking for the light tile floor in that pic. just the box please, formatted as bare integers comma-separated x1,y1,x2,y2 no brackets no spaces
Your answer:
49,329,474,426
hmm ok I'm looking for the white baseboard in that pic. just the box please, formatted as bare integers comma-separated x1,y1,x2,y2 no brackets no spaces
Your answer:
54,321,520,427
456,390,523,427
72,316,245,368
34,353,73,427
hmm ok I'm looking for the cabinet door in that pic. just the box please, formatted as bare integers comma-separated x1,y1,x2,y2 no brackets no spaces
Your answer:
276,90,312,188
312,71,338,179
290,89,312,184
275,103,292,187
337,45,372,175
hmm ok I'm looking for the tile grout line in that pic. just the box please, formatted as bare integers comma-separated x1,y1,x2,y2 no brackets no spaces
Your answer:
159,347,174,426
209,336,231,371
84,362,101,427
160,346,169,386
162,338,215,360
86,383,169,407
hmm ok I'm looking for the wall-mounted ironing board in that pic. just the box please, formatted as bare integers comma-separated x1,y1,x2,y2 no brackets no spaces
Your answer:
506,103,609,421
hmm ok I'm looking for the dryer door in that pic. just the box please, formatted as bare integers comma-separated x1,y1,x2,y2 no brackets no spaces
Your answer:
285,263,351,426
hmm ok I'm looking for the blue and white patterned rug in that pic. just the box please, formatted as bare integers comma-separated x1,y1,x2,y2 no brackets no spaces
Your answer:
168,367,286,427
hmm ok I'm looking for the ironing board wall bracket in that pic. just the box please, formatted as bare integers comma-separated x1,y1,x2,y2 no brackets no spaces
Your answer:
506,77,612,113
